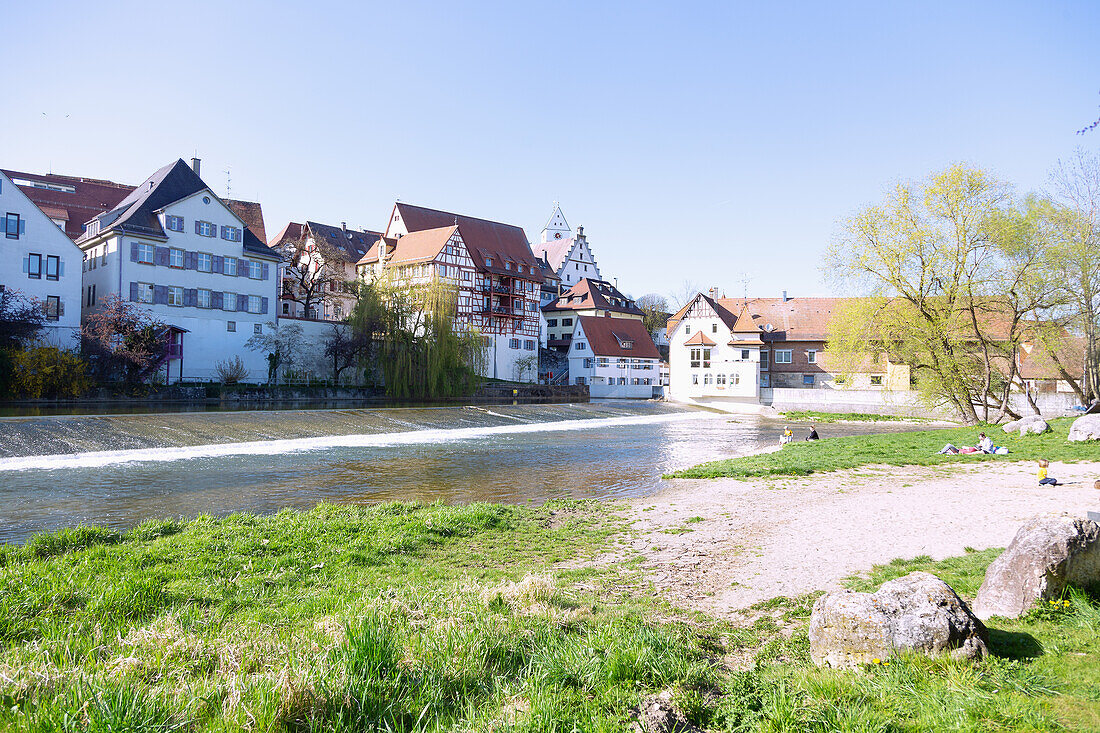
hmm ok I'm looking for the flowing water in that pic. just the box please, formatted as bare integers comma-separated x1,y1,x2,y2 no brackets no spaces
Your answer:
0,402,911,544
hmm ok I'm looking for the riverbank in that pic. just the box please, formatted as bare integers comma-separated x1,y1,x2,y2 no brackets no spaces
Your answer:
3,492,1100,730
669,416,1093,478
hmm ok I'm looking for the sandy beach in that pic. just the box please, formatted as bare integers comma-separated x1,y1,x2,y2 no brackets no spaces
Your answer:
629,460,1100,616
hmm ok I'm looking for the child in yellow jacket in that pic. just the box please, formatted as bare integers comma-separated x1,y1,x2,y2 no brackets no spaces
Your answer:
1038,459,1059,487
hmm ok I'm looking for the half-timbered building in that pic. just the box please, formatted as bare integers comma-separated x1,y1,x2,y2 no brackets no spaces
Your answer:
357,203,543,381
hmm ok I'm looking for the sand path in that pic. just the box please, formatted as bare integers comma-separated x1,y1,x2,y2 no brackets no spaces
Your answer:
628,461,1100,616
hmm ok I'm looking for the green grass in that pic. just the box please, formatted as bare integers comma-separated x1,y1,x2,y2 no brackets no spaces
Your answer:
4,505,1100,731
781,410,935,423
670,416,1098,479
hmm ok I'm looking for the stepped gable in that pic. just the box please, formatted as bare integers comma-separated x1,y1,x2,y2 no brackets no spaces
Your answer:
79,159,279,259
543,278,641,316
393,203,538,277
577,315,661,359
2,168,134,241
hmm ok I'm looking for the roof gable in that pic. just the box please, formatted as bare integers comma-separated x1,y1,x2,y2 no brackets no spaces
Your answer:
543,278,642,316
1,168,134,241
0,170,83,253
576,316,661,359
684,331,717,346
393,203,537,277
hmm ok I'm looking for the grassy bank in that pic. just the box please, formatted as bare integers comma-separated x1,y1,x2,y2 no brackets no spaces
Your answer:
3,503,1100,730
670,416,1096,479
779,410,938,424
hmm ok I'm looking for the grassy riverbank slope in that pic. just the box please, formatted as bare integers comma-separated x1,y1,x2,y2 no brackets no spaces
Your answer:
670,416,1095,479
2,502,1099,731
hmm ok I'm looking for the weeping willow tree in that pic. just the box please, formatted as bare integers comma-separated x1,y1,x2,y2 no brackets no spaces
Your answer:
350,270,487,399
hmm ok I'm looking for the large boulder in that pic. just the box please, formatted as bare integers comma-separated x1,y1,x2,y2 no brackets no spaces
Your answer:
973,514,1100,619
809,572,988,669
1068,414,1100,442
1002,415,1050,436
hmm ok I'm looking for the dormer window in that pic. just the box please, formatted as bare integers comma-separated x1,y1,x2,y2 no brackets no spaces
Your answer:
165,215,184,232
619,340,634,349
485,257,492,267
505,261,512,270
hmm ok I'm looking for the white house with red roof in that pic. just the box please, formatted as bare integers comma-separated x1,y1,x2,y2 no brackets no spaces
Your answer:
567,315,661,398
0,171,84,347
358,202,544,381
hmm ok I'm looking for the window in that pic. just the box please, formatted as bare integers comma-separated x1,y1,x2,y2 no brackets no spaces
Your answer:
803,374,815,386
485,257,492,267
704,373,713,385
712,323,718,333
5,213,21,239
136,242,154,264
196,288,212,309
561,318,573,326
227,321,236,332
575,342,586,350
575,377,586,385
617,377,626,385
692,374,698,385
223,292,238,311
547,319,557,327
221,226,242,242
508,338,520,349
760,350,769,368
685,325,691,334
760,373,770,387
197,252,212,272
254,323,263,335
741,349,750,360
775,349,793,364
167,286,184,306
733,373,741,385
690,348,701,368
716,374,726,385
89,249,97,270
583,358,593,369
248,260,263,279
100,246,107,266
169,248,184,268
525,339,536,350
166,215,184,232
224,257,238,277
45,255,60,281
27,253,42,279
196,220,216,237
248,295,262,314
870,375,883,386
282,302,290,315
703,348,711,368
807,350,817,364
505,261,511,270
45,296,60,321
137,282,154,303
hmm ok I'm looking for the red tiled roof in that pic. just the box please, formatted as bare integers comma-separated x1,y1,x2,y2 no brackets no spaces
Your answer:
1017,336,1085,380
226,200,268,245
393,203,538,278
667,295,852,341
357,226,457,266
684,331,716,346
2,168,134,241
543,278,642,316
577,316,661,359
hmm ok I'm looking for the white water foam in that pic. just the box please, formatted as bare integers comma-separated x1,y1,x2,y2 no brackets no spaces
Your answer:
0,412,710,472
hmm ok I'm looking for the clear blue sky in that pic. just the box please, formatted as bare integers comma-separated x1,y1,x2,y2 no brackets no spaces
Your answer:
3,1,1098,302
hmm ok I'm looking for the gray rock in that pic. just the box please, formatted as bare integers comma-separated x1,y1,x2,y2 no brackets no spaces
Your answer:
1068,414,1100,442
1003,415,1050,436
809,572,988,668
633,690,701,733
973,514,1100,619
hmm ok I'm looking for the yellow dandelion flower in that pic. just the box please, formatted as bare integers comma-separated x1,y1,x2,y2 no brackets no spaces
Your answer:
872,658,881,665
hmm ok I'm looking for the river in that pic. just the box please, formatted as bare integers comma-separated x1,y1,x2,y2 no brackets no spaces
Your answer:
0,402,910,544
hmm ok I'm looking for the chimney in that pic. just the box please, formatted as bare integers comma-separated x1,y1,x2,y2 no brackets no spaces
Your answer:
709,287,718,299
782,290,789,302
341,222,347,232
190,157,201,176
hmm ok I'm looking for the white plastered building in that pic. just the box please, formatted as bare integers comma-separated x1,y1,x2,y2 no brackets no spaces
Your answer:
531,205,602,288
567,315,661,398
0,170,83,347
76,159,281,382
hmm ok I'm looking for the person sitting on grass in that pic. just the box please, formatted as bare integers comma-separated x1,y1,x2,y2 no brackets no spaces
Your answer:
806,425,819,441
1038,459,1060,487
977,433,994,453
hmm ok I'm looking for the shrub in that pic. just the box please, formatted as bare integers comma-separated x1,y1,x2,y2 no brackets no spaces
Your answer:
10,346,91,398
215,355,250,384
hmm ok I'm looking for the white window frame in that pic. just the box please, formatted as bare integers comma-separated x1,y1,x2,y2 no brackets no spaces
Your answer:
248,260,263,279
136,242,155,264
196,252,213,272
169,248,184,268
197,220,216,237
167,286,184,307
224,257,238,277
223,292,238,312
248,295,262,314
196,288,212,309
137,282,154,303
775,349,793,364
807,350,817,364
166,215,184,232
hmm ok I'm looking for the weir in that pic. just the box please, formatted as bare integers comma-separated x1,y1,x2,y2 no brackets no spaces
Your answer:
0,401,691,460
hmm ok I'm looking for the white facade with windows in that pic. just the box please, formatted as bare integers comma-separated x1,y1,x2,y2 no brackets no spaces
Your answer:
0,171,83,347
667,295,762,410
566,316,661,399
78,160,280,382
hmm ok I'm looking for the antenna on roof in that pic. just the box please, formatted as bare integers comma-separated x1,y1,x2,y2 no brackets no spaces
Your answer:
223,167,231,200
738,271,751,305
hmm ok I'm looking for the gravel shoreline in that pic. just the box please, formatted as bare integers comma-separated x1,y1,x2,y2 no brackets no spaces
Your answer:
629,460,1100,615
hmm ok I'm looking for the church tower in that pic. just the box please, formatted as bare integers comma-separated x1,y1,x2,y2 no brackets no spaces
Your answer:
540,203,572,244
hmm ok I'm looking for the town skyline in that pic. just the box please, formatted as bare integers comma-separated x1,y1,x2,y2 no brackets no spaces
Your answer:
3,1,1099,301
